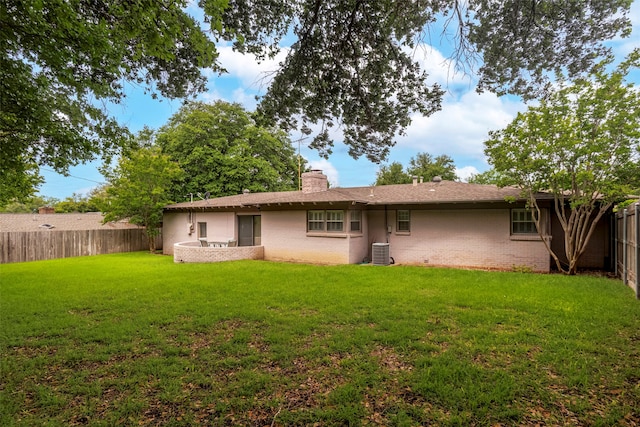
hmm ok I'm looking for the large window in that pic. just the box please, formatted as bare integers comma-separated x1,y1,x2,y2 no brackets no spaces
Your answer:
397,210,410,232
307,210,344,232
511,209,536,234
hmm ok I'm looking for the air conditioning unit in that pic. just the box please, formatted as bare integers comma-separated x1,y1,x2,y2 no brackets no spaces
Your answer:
372,243,390,266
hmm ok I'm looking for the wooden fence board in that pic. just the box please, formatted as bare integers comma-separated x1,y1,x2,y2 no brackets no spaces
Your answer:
0,229,162,263
616,203,639,299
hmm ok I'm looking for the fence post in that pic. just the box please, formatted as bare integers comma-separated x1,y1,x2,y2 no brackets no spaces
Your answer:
623,208,628,286
635,202,640,300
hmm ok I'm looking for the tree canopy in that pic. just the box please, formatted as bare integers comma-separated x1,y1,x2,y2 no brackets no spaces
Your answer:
156,101,302,201
226,0,632,161
375,162,411,186
1,0,221,201
101,146,184,252
1,0,633,202
375,153,458,185
467,169,502,185
484,51,640,275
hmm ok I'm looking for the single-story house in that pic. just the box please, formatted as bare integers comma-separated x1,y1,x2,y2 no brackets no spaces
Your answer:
163,170,612,272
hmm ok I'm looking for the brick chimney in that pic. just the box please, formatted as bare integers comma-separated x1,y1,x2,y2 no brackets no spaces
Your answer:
301,170,328,193
38,206,55,214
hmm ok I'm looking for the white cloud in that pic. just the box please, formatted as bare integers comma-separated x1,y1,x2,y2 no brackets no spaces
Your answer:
217,46,290,90
230,87,258,109
198,89,223,104
408,44,474,89
397,90,526,161
455,166,480,182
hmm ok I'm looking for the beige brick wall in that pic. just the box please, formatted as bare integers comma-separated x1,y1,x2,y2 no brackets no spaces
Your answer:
173,241,264,263
165,207,553,271
382,209,550,272
262,210,352,264
163,211,242,255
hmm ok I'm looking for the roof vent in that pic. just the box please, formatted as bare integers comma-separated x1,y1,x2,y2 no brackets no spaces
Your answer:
432,176,442,183
39,224,55,229
243,189,250,194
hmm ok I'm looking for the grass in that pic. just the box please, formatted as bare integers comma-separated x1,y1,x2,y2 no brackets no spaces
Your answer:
1,252,639,426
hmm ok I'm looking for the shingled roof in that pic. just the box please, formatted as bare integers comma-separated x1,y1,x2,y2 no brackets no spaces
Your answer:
165,180,537,210
0,213,143,232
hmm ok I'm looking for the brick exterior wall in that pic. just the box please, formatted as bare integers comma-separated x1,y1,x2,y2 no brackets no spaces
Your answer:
163,211,244,255
301,170,328,193
173,241,264,263
368,208,551,272
262,210,351,264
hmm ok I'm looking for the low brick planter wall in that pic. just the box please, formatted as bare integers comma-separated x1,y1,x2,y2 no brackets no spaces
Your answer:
173,241,264,263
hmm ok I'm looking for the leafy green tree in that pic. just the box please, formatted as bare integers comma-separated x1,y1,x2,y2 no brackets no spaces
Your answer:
1,0,221,200
54,193,101,213
0,195,58,213
0,159,43,206
156,101,302,201
484,51,640,275
467,169,503,185
2,0,632,196
232,0,632,161
101,147,184,252
407,153,458,182
375,153,458,185
375,162,411,185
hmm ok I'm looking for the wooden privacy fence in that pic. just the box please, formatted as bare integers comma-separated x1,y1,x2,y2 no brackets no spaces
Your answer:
0,229,161,264
616,202,639,299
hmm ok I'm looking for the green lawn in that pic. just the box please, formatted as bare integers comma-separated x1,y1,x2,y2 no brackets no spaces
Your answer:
1,253,639,426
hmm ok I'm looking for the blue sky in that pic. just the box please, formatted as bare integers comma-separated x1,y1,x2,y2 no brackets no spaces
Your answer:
39,2,640,201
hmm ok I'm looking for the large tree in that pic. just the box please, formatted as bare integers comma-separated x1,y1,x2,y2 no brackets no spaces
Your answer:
484,51,640,275
2,0,633,199
156,101,301,200
407,153,458,182
375,162,411,185
375,153,458,185
1,0,221,201
225,0,633,161
101,147,184,252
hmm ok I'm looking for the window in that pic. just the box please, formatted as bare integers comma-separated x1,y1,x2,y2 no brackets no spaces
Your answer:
397,210,410,232
307,210,345,232
511,209,536,234
307,210,325,231
350,210,361,232
326,210,344,231
198,222,207,238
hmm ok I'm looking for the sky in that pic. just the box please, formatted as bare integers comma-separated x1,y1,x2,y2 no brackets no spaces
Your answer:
39,2,640,201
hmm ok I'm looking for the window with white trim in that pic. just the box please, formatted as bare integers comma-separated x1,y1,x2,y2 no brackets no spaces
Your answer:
397,210,410,232
350,210,361,232
307,210,325,231
326,210,344,231
307,210,345,232
511,209,536,234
